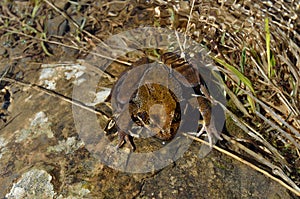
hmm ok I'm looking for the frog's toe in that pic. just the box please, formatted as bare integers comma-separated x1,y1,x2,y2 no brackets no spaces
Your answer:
200,126,214,148
210,125,222,141
206,124,222,147
207,132,213,148
117,131,135,150
189,124,222,148
196,125,206,137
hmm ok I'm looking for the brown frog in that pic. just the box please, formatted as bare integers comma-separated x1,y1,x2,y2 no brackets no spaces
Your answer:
105,52,222,149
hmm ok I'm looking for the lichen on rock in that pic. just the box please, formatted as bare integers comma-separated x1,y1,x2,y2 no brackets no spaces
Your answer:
5,169,55,199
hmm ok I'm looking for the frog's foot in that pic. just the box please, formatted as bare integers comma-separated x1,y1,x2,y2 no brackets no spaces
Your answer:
117,131,135,151
198,125,222,148
188,121,222,148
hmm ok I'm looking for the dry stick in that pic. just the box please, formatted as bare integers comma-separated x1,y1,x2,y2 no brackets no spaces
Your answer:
216,98,292,172
0,112,22,131
220,101,288,165
41,61,115,80
175,31,185,57
278,54,300,113
251,55,299,123
1,77,108,119
217,66,300,148
183,0,196,50
210,70,300,190
210,70,300,191
210,70,295,163
3,76,161,136
250,91,300,144
212,65,300,155
221,134,299,192
255,110,299,149
209,69,287,163
5,29,131,66
183,133,300,196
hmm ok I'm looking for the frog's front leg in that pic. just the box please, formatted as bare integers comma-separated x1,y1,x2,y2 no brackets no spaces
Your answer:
105,114,136,150
115,111,137,150
117,130,135,150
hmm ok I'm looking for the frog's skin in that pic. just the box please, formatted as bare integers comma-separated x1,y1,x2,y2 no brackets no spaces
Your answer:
105,53,222,150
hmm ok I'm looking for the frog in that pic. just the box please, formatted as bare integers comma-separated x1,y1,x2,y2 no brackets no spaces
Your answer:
105,52,222,150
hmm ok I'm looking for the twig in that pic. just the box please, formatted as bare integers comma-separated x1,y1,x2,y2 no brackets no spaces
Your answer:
1,77,109,119
0,112,22,131
183,0,195,50
248,91,300,144
5,29,131,66
216,102,288,165
255,110,300,149
221,134,298,192
216,65,300,148
251,54,299,123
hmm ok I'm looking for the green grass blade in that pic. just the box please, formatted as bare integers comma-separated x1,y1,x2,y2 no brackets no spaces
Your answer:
247,95,256,113
31,0,41,18
213,57,255,94
240,47,246,73
40,33,53,56
265,18,272,78
213,57,256,112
